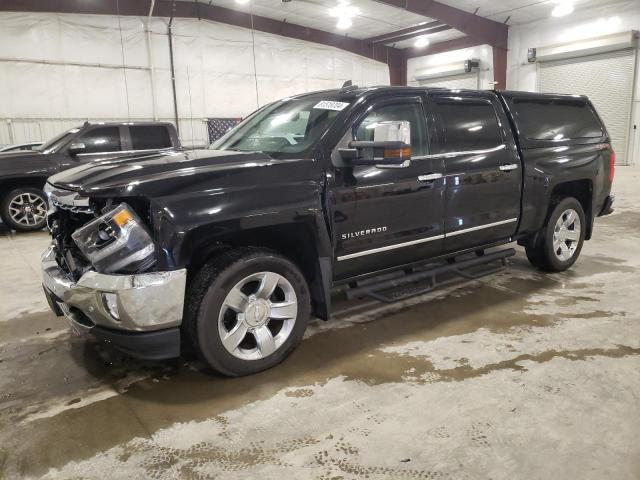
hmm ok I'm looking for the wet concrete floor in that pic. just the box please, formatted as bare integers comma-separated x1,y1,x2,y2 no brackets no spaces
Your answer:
1,169,639,479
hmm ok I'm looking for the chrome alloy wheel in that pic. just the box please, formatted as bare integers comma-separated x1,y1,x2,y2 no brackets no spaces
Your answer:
8,192,47,227
553,208,581,261
218,271,298,360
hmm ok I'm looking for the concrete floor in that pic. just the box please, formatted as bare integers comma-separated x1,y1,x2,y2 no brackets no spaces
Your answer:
1,169,639,480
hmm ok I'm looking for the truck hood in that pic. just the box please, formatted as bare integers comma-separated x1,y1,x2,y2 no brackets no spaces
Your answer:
48,149,281,197
0,150,42,161
0,150,42,160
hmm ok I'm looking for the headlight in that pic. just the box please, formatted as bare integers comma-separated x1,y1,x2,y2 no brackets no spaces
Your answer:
71,203,156,274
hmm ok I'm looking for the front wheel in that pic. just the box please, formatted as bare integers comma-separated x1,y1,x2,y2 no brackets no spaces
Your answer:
525,197,586,272
0,187,48,232
184,248,310,376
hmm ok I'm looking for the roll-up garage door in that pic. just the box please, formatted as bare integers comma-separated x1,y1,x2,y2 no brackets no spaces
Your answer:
538,49,635,165
417,72,479,90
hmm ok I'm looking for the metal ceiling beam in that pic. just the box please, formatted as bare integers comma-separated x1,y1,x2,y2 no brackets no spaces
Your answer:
365,21,451,45
373,0,508,49
403,37,483,59
0,0,408,84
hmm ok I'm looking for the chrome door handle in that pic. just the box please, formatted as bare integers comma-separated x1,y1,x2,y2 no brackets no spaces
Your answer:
418,173,443,182
499,163,519,172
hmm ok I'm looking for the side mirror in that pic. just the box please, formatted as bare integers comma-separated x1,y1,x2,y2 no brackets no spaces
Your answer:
339,120,411,168
68,142,86,156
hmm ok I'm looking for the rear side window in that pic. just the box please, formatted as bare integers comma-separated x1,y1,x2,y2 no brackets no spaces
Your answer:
435,97,502,151
355,102,428,156
510,99,603,141
130,126,172,150
77,127,121,154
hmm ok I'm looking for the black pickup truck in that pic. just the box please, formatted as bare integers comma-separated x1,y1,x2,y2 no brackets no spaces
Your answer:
41,86,615,376
0,121,180,231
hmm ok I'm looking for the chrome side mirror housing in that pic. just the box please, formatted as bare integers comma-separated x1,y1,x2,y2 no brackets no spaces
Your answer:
339,120,412,168
67,142,86,156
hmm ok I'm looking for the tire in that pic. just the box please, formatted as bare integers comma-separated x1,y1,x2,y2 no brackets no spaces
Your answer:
0,187,48,232
525,197,586,272
184,247,311,376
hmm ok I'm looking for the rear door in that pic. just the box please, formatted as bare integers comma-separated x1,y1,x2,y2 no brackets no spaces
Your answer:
330,94,445,281
126,125,174,153
431,92,521,253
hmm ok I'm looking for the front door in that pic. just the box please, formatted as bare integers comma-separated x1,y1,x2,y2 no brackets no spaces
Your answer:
330,96,445,281
57,125,128,170
431,93,521,254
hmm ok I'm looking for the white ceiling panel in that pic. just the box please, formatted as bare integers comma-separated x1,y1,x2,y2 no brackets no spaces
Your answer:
183,0,435,39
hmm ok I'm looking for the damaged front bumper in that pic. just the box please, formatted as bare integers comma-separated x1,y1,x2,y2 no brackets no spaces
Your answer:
41,245,186,360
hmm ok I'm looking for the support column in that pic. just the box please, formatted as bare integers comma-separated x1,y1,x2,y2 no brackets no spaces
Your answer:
387,49,407,86
493,47,508,91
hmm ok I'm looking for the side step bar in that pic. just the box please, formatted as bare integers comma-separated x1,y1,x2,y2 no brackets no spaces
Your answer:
345,248,516,303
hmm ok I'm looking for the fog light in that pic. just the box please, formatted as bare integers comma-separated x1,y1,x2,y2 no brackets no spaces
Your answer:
102,293,120,321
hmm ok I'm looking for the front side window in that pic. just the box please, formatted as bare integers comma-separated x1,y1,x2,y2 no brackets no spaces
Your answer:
435,97,503,152
355,102,428,156
214,96,351,158
77,127,121,154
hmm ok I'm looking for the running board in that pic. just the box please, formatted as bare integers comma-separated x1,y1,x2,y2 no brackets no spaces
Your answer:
345,248,515,303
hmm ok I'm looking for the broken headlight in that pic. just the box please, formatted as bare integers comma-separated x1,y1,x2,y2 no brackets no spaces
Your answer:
71,203,156,274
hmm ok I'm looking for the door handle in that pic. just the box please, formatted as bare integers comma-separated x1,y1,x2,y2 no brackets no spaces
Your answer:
499,163,519,172
418,173,443,182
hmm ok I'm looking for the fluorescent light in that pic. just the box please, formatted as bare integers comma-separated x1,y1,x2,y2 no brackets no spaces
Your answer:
552,2,574,17
235,0,250,4
329,1,359,30
336,17,353,29
414,36,430,48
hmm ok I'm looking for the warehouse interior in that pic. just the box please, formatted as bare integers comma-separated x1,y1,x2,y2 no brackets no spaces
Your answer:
0,0,639,478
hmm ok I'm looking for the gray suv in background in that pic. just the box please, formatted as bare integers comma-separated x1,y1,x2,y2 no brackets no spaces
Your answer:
0,121,180,231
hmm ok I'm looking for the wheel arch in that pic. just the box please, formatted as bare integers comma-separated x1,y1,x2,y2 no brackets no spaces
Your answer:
550,179,593,240
182,220,333,321
0,176,48,196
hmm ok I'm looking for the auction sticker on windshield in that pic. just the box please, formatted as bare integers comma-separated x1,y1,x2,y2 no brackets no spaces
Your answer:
313,101,350,111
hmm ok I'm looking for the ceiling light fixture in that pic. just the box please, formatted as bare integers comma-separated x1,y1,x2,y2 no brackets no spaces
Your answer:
414,36,430,48
551,2,574,17
235,0,250,4
336,17,353,29
329,1,360,30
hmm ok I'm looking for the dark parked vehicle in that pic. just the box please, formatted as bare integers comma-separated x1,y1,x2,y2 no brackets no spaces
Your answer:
41,86,615,376
0,121,180,231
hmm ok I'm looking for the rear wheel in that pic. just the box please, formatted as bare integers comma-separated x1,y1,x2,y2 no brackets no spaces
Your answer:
0,187,48,231
525,197,586,272
184,248,310,376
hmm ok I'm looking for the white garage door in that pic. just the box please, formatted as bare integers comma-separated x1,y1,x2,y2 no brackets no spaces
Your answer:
538,49,636,165
417,72,479,90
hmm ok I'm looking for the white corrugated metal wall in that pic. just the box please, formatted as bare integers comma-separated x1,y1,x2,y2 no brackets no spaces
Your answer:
416,72,480,90
0,12,390,148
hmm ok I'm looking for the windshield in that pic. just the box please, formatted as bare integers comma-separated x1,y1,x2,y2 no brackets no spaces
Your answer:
38,128,79,153
213,96,351,157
